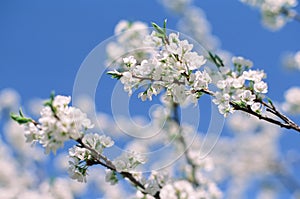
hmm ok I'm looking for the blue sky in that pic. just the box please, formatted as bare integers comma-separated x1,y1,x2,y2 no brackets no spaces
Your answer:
1,0,300,198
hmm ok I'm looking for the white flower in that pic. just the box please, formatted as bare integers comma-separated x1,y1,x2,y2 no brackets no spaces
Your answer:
254,81,268,93
251,102,261,112
213,92,230,105
171,84,187,104
243,70,265,82
134,60,154,76
193,70,211,89
23,95,94,154
69,146,90,161
113,151,146,172
53,95,71,109
82,133,114,153
218,103,235,117
123,56,137,67
113,159,127,172
68,159,87,183
217,80,227,89
23,122,40,143
240,90,256,105
99,135,114,148
184,52,206,70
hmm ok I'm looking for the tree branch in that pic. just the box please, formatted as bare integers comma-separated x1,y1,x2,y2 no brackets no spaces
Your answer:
76,138,161,199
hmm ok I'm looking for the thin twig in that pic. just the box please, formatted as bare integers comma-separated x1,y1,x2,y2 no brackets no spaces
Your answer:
170,103,199,186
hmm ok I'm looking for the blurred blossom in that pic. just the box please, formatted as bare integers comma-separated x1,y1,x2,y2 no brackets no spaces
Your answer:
282,51,300,70
4,120,45,162
241,0,298,30
0,88,20,118
27,98,46,117
106,20,151,67
177,6,220,51
282,87,300,114
160,0,192,12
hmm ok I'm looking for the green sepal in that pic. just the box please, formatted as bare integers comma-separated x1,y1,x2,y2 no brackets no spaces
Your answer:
43,91,57,114
107,71,122,79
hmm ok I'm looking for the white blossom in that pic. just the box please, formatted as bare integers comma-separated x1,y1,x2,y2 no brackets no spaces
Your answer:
240,90,256,105
254,81,268,93
22,95,94,154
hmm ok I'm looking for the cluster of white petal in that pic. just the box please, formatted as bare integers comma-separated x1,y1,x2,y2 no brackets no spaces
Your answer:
24,95,93,154
213,56,268,116
241,0,298,30
113,150,146,172
111,31,210,105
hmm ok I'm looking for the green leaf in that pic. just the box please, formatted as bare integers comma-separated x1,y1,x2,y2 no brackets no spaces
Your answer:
267,98,274,106
151,22,165,35
107,71,122,79
10,113,32,124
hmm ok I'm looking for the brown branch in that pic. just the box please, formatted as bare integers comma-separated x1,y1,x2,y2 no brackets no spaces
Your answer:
76,138,161,199
194,89,300,133
125,70,300,133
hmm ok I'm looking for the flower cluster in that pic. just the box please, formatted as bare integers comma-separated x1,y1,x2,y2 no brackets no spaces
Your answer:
113,150,146,172
109,22,270,117
240,0,298,30
14,95,93,154
109,29,211,104
213,56,268,116
68,133,115,182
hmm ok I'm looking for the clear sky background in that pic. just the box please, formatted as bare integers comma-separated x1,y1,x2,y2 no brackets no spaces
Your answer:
0,0,300,198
